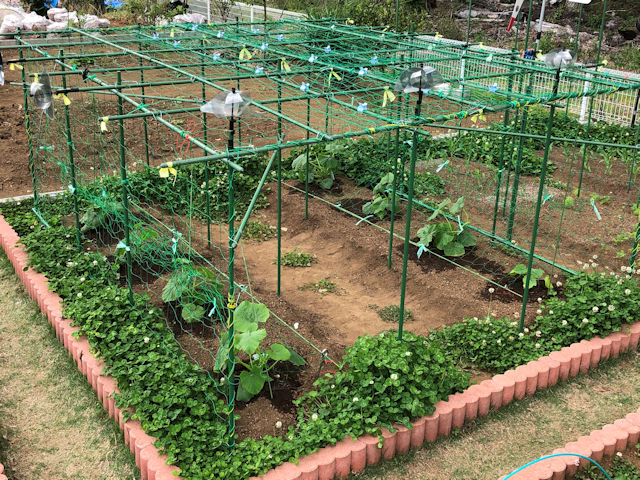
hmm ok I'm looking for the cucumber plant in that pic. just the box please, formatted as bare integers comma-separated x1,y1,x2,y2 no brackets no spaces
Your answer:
416,196,476,257
362,173,399,219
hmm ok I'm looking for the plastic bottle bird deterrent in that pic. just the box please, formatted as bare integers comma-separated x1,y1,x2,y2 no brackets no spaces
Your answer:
30,72,54,118
394,65,449,95
542,49,575,68
200,88,252,119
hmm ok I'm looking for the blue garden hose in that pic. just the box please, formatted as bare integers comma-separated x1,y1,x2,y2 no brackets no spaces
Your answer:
502,453,612,480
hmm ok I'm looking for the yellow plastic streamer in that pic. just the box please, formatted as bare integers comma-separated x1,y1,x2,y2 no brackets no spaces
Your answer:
54,93,71,106
159,161,177,179
100,116,109,132
328,68,341,86
470,109,486,123
9,63,23,71
382,86,396,107
239,46,252,60
170,28,175,38
280,58,291,72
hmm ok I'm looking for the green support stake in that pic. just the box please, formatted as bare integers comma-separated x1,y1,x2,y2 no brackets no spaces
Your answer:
519,69,561,331
201,39,211,248
277,61,283,297
226,165,237,450
137,32,150,169
506,107,530,240
59,50,82,252
387,127,401,269
17,40,38,210
304,96,310,220
116,72,134,306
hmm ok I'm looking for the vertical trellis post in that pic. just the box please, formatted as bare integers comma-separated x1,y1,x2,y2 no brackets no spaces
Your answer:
276,60,283,296
60,49,82,252
518,69,561,331
17,39,38,209
116,71,134,305
201,38,212,248
137,27,150,169
387,126,401,269
304,96,310,220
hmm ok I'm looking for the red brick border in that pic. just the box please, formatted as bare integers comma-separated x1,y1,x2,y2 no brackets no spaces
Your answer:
499,407,640,480
0,215,182,480
0,461,7,480
251,320,640,478
2,214,640,480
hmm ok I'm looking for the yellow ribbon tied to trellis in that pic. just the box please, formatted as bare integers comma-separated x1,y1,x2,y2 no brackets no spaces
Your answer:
159,161,177,179
100,116,109,132
239,46,252,61
382,86,396,108
9,63,23,71
54,93,71,106
280,58,291,72
434,32,442,40
33,73,39,83
170,28,175,38
597,59,608,72
470,109,486,123
328,68,341,86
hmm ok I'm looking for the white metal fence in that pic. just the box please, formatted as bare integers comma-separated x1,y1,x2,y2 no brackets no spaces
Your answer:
188,1,640,126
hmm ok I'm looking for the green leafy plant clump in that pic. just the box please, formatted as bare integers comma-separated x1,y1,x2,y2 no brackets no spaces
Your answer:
417,197,476,257
281,247,313,267
295,332,470,437
243,220,277,242
362,173,399,219
376,305,413,323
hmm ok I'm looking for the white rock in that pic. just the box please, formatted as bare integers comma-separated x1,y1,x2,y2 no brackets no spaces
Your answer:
97,17,110,27
47,7,67,21
79,14,101,28
21,11,50,31
47,20,67,32
52,10,78,23
173,13,206,24
0,14,22,34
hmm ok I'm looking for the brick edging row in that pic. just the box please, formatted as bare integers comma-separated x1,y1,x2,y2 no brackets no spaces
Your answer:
2,214,640,480
500,406,640,480
0,462,6,480
0,215,183,480
253,328,640,479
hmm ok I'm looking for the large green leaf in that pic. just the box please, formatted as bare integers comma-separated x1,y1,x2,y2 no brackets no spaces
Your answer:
234,301,270,333
239,368,268,395
214,339,228,372
416,224,437,247
162,272,189,302
319,176,334,190
457,227,476,247
362,201,374,216
427,199,450,221
509,264,528,276
236,382,254,402
286,346,307,366
235,329,267,355
449,196,465,215
182,303,205,323
443,240,465,257
434,227,455,251
291,153,308,171
267,343,291,361
523,268,545,290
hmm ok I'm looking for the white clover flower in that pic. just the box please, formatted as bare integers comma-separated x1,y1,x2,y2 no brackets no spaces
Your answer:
625,289,631,295
509,336,514,340
593,255,598,260
144,337,150,343
582,263,588,270
331,384,335,389
524,328,530,333
577,260,583,265
80,277,85,282
562,320,568,326
549,310,554,315
582,318,589,324
488,287,495,294
293,322,299,330
149,310,153,315
536,309,542,314
405,351,411,356
353,397,359,402
497,339,502,344
510,321,517,327
77,292,82,298
616,451,623,458
369,380,374,385
592,306,599,312
592,263,598,268
311,413,318,421
518,332,524,338
537,297,542,303
536,331,541,337
482,340,487,346
66,262,73,267
115,296,120,301
390,373,398,380
556,282,562,287
92,260,98,265
288,434,293,440
220,377,225,384
535,343,541,348
275,421,282,429
608,304,615,311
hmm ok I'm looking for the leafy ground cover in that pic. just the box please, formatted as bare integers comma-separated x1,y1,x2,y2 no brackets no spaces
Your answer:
0,253,139,480
359,351,640,480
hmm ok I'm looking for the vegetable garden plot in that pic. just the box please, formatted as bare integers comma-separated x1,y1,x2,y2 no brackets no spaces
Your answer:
1,18,640,478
